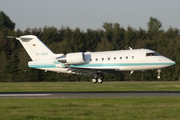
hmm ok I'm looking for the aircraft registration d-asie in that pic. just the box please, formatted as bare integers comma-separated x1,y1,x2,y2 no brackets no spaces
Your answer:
11,35,175,83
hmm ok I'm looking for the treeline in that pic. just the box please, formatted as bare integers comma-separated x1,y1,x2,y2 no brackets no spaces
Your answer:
0,11,179,82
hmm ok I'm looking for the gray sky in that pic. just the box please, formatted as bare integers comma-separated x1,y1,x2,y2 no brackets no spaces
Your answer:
1,0,180,31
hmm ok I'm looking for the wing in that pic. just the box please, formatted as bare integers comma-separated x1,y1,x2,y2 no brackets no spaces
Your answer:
67,67,120,76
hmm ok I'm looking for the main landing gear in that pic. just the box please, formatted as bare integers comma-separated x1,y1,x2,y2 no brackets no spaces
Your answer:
92,72,104,84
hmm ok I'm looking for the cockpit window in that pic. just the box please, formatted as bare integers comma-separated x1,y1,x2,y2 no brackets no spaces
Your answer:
146,52,161,57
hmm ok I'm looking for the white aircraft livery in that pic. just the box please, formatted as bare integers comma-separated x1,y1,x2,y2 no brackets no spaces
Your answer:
14,35,175,83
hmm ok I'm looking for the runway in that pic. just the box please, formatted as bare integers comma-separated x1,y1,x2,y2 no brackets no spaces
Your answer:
1,91,180,98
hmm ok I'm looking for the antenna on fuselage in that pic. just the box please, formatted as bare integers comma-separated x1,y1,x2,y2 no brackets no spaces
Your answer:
129,47,133,50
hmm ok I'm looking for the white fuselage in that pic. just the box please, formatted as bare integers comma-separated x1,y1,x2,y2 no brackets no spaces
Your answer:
28,49,175,73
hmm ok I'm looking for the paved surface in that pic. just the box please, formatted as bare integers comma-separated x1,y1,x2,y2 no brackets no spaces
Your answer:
1,91,180,98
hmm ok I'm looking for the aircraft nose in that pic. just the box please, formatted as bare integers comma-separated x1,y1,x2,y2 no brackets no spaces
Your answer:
167,59,175,66
170,60,175,65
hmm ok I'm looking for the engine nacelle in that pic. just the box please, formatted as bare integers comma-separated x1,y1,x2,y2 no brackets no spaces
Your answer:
66,52,85,65
57,52,85,65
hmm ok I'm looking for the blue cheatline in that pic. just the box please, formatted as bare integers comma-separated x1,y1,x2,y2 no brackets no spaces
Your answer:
28,62,172,69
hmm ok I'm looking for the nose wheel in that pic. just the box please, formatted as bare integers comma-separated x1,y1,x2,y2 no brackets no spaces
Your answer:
157,69,161,79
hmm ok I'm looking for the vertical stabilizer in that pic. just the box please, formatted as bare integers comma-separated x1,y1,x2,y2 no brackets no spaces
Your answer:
17,35,54,61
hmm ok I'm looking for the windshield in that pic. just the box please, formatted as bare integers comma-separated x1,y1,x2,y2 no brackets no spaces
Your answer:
146,52,161,57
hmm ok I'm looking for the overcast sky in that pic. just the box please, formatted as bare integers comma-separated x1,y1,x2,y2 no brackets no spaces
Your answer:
1,0,180,31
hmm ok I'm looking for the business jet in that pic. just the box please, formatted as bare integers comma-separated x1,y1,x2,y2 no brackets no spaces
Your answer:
9,35,175,83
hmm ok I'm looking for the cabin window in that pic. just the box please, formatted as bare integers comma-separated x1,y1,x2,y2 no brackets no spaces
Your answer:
102,58,104,61
114,57,116,60
108,58,110,60
90,59,92,61
120,57,122,60
96,58,98,61
132,56,134,59
126,56,128,59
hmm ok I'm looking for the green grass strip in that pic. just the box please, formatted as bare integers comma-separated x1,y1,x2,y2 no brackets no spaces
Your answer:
0,82,180,92
0,97,180,120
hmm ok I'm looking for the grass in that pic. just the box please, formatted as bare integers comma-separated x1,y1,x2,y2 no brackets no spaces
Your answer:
0,81,180,92
0,97,180,120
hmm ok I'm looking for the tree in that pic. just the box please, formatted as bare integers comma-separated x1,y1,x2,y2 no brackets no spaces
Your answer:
166,27,179,39
0,11,15,30
103,22,113,41
84,29,101,51
147,17,162,33
112,23,125,50
124,26,137,48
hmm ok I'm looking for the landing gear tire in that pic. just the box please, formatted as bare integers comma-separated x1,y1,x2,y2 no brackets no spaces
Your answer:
92,78,97,83
97,78,103,84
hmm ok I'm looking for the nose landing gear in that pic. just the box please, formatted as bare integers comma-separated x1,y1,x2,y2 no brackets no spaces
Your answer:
157,69,161,79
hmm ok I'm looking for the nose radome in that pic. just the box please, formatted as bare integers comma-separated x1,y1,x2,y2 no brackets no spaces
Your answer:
167,59,175,66
171,60,175,65
161,56,175,66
